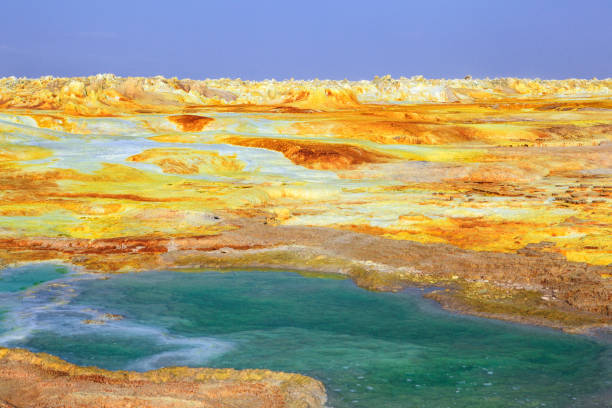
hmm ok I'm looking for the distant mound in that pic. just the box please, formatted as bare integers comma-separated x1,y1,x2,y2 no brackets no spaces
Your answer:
0,74,610,115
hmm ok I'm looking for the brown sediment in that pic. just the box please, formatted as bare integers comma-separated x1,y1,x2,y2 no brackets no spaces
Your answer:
167,115,214,131
0,218,610,331
0,347,327,408
0,235,262,255
223,137,397,170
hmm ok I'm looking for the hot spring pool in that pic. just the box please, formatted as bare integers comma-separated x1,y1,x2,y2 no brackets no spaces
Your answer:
0,264,609,407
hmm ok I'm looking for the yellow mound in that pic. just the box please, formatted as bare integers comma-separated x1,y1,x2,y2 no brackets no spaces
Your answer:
127,148,245,175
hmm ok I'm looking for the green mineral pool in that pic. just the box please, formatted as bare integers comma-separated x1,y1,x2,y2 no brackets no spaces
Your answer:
0,265,609,407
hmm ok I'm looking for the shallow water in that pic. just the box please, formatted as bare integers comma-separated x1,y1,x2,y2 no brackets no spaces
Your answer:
0,263,69,293
0,265,610,407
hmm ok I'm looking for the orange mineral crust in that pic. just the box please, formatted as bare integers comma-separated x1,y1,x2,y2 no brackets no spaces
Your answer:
223,137,398,170
0,74,610,331
0,348,327,408
167,114,215,131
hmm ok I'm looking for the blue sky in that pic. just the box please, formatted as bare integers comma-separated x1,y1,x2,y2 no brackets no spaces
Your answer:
1,0,610,79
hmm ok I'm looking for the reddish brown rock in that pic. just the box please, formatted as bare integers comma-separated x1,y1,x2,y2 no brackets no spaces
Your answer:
0,348,326,408
168,115,214,132
223,137,397,170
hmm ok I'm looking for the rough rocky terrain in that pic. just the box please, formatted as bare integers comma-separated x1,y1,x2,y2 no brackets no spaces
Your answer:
0,75,610,405
0,348,326,408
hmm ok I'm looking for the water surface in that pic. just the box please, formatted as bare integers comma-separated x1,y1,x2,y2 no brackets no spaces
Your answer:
0,267,609,407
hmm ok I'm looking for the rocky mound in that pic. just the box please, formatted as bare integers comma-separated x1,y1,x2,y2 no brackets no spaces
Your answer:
0,347,327,408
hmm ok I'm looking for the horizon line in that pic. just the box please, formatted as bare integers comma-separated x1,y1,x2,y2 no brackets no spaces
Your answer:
2,74,610,82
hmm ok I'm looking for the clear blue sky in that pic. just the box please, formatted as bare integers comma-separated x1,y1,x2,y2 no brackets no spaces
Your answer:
1,0,610,80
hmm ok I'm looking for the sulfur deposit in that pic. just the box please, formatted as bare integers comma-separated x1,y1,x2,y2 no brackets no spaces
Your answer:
1,75,611,321
0,74,611,404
